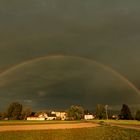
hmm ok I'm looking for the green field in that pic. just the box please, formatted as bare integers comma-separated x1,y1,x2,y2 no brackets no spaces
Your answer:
90,120,140,125
0,120,85,126
0,126,140,140
1,120,140,126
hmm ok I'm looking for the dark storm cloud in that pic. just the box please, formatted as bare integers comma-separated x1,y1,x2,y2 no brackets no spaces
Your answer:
0,0,140,110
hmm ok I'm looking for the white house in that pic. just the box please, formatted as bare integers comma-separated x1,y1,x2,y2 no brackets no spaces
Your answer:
51,111,67,120
27,111,67,121
84,115,95,120
27,113,48,121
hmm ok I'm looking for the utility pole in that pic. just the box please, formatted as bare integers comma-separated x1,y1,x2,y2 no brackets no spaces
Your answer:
105,105,108,120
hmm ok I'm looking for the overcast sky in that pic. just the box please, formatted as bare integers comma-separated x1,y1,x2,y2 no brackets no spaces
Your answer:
0,0,140,111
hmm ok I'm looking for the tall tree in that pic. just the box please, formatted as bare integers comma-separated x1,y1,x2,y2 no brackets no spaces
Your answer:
95,104,106,119
7,102,23,120
119,104,133,120
67,105,85,120
22,108,32,120
135,110,140,121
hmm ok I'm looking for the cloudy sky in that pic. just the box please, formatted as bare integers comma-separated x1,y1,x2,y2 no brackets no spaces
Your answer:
0,0,140,111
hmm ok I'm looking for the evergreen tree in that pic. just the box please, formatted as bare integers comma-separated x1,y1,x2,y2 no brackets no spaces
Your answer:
119,104,133,120
22,108,32,120
135,110,140,121
95,104,106,119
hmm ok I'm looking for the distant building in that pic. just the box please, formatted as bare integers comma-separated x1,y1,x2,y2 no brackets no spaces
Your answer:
27,112,48,121
84,115,95,120
112,115,119,120
27,111,67,121
38,113,48,118
46,116,57,120
27,117,45,121
51,111,67,120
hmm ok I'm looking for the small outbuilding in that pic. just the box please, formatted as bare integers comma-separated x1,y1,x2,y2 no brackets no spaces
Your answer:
84,115,95,120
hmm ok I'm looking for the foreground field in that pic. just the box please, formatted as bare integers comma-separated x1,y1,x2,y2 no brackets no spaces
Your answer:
0,120,140,140
0,126,140,140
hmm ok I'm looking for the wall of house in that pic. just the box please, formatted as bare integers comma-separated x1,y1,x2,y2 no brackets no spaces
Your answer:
27,117,45,121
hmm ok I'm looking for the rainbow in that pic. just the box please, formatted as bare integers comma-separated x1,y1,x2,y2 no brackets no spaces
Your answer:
0,54,139,95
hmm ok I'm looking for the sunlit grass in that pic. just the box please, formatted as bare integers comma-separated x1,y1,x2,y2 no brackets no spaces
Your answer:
1,119,140,126
0,120,86,126
89,119,140,125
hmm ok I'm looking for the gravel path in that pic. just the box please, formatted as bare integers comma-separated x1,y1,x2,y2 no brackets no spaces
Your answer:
0,123,99,132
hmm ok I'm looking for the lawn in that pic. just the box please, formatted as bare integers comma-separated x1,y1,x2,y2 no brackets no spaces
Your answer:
89,119,140,125
0,126,140,140
0,120,84,126
1,119,140,126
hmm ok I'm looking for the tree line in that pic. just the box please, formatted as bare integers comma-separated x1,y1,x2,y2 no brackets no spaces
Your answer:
0,102,140,121
0,102,32,120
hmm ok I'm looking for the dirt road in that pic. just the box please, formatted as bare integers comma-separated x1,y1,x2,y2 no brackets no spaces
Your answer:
0,123,99,132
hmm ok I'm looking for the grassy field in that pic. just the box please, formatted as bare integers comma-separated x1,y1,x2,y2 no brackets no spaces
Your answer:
0,120,140,140
0,126,140,140
1,119,140,126
89,120,140,125
0,120,84,126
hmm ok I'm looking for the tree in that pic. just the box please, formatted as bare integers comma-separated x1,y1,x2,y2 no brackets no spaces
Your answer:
135,110,140,121
22,108,32,120
84,109,91,115
7,102,23,120
67,105,85,120
95,104,106,119
119,104,133,120
0,112,7,120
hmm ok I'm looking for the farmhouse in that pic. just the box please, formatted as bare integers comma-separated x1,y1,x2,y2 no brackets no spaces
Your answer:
26,111,67,121
51,111,67,120
27,112,48,121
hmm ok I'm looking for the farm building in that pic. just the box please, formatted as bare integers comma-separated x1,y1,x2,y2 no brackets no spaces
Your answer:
27,117,45,121
84,115,95,120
